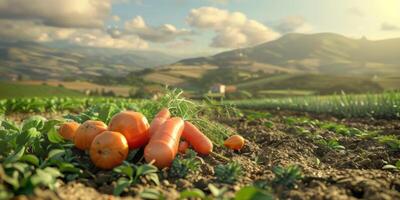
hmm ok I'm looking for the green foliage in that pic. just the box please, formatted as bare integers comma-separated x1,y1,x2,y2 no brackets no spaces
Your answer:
0,116,83,196
382,160,400,171
169,150,201,178
0,97,136,114
113,162,159,196
179,188,206,199
140,188,165,200
245,111,272,121
203,98,243,119
0,147,80,196
283,116,320,127
272,165,303,189
145,89,235,145
321,123,363,136
178,184,273,200
64,103,128,124
376,135,400,151
227,92,400,119
0,82,83,99
0,116,64,158
214,161,242,184
316,139,346,150
234,186,273,200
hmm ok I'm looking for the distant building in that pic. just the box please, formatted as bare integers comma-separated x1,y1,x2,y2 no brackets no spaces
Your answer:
210,84,226,94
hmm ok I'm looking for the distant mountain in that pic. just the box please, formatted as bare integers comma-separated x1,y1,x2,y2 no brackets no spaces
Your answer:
174,33,400,76
0,41,179,80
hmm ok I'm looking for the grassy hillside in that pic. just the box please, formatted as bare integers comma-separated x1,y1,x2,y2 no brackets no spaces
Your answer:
134,65,390,96
0,82,84,99
0,41,178,80
237,74,383,95
174,33,400,76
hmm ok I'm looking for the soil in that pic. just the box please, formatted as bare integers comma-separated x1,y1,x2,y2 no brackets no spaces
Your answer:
11,112,400,200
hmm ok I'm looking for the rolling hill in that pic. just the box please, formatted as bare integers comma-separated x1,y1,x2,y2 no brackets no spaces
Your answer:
0,41,178,80
138,33,400,95
173,33,400,76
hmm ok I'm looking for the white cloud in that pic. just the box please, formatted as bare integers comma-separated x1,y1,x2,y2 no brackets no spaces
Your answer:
187,7,279,48
124,16,192,42
69,30,148,49
0,20,73,42
273,16,313,34
0,0,111,28
0,19,148,49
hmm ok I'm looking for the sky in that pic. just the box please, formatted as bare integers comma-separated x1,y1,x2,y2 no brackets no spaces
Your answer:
0,0,399,56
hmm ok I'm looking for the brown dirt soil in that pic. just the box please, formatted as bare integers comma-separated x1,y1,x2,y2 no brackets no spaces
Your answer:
12,112,400,200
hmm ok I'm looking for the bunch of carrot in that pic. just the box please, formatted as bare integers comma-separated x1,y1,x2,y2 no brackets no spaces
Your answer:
58,108,245,169
144,108,213,168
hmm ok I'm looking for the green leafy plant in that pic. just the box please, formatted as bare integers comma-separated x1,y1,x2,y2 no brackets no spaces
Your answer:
382,160,400,171
140,188,165,200
321,122,363,136
263,121,274,128
272,165,303,189
169,150,201,178
0,148,66,197
234,186,273,200
376,135,400,151
113,162,159,196
0,116,63,158
214,161,242,184
245,111,272,121
226,92,400,119
316,138,345,150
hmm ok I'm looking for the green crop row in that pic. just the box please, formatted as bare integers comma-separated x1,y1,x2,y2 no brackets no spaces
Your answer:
0,97,138,114
226,92,400,119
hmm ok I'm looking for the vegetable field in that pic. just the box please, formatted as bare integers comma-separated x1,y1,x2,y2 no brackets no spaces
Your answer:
1,91,400,199
226,92,400,119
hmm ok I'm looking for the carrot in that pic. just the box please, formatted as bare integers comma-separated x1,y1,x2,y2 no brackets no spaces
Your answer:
178,141,189,154
224,135,245,150
149,108,171,137
155,107,171,119
182,121,213,155
144,117,184,168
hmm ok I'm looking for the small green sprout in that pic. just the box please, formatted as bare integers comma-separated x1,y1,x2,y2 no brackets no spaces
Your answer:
169,149,201,178
376,135,400,151
316,138,345,150
272,165,303,189
214,161,242,184
113,162,159,196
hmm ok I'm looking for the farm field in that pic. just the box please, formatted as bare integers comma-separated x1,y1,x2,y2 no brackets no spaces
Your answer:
17,81,134,97
1,91,400,199
226,92,400,119
0,82,84,99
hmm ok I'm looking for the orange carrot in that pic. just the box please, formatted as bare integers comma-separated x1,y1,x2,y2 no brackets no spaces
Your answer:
144,117,184,168
178,141,189,154
149,108,171,137
182,121,213,155
224,135,245,150
155,108,171,119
